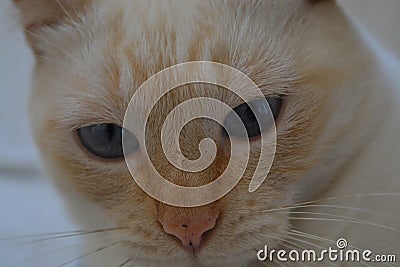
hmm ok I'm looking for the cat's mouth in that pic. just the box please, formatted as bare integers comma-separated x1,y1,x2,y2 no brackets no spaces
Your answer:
119,221,269,266
164,227,216,259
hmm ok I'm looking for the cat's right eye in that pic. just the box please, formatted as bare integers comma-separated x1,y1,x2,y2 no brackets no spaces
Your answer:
78,124,139,159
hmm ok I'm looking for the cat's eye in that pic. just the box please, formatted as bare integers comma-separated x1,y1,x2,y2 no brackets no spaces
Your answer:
224,98,282,138
78,124,139,159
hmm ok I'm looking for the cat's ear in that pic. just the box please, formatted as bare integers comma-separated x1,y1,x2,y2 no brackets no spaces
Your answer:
13,0,90,56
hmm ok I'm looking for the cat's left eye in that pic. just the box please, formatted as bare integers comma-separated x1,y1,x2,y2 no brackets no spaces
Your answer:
78,124,139,159
224,97,281,138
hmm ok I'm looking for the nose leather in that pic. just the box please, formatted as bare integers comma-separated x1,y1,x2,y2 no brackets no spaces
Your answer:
160,212,218,251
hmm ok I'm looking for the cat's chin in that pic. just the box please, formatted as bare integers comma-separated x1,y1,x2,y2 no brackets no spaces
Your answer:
102,243,259,267
123,256,254,267
83,251,256,267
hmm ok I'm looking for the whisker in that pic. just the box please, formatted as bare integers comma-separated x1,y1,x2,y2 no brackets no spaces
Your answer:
0,227,126,250
0,230,86,241
257,193,400,216
11,240,88,266
259,204,400,221
287,216,400,233
119,259,132,267
284,211,399,233
290,229,363,252
264,233,307,251
285,235,341,267
57,241,122,267
293,193,400,207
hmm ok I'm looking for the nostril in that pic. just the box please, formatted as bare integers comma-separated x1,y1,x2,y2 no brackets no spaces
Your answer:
160,213,219,251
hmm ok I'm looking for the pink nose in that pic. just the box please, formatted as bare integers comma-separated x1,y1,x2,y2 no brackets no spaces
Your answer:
161,213,218,251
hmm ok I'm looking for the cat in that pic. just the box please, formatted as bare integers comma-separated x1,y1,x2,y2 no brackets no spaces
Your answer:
13,0,400,266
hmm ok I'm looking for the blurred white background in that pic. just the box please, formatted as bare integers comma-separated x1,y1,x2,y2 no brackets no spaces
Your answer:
0,0,399,266
0,2,87,266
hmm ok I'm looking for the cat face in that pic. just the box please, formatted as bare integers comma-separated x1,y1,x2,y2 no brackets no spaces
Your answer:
16,0,340,265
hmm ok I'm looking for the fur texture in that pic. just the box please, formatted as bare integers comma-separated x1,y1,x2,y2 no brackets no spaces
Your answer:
14,0,400,266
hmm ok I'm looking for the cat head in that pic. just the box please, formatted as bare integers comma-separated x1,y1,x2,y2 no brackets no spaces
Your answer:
15,0,349,265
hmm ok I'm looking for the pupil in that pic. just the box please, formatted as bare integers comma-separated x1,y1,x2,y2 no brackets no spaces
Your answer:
105,124,115,141
245,107,257,122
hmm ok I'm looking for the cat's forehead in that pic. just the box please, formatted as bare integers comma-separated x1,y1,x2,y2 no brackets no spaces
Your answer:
52,0,305,127
90,2,300,90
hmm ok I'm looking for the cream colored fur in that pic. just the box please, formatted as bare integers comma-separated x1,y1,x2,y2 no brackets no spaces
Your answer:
13,0,400,266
